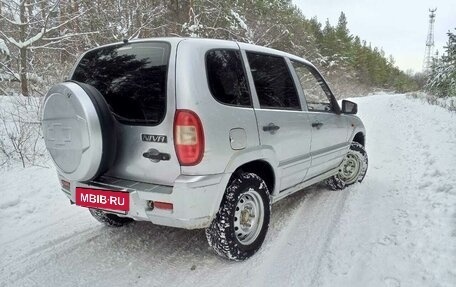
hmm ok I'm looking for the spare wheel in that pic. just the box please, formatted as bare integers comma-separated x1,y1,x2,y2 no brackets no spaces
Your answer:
42,81,116,182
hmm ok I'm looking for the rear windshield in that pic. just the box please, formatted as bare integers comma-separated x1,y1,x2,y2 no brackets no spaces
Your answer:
72,42,170,125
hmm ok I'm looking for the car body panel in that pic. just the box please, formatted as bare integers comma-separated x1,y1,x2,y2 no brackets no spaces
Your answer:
50,37,366,229
305,112,350,179
175,39,260,176
69,38,183,186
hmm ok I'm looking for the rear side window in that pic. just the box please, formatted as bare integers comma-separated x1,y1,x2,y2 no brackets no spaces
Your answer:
246,52,300,110
72,42,170,125
206,50,251,107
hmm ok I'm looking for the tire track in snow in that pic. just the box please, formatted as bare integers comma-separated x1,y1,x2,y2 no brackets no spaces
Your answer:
175,185,352,287
2,217,220,287
247,186,350,287
316,95,456,286
3,184,352,287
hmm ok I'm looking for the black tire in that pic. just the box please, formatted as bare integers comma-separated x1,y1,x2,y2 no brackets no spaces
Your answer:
326,174,346,190
326,141,368,190
205,172,271,261
89,208,133,227
70,81,117,180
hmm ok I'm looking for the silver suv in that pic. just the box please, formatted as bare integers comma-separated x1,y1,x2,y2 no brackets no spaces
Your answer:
42,38,368,261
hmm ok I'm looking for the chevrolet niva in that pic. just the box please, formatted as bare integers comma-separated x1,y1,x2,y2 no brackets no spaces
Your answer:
42,38,368,261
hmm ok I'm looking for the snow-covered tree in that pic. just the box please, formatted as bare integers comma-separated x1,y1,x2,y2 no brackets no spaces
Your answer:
0,0,90,96
0,0,418,98
0,38,12,84
426,29,456,97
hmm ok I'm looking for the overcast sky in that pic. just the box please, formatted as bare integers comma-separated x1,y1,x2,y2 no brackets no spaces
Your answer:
293,0,456,73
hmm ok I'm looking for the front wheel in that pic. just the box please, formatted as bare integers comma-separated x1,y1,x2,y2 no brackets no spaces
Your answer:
205,172,271,261
326,142,368,190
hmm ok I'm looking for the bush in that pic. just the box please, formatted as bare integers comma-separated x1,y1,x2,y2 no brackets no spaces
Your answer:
0,95,47,168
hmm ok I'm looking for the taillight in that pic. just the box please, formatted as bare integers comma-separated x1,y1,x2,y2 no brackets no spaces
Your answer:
174,109,204,166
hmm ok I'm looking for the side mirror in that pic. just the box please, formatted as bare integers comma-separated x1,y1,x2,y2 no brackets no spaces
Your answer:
342,100,357,114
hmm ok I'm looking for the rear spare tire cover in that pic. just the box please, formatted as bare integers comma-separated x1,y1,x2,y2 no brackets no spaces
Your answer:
42,81,116,181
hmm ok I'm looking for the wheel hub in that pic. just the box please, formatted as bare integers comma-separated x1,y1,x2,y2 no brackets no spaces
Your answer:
240,207,254,227
233,189,264,245
338,152,361,184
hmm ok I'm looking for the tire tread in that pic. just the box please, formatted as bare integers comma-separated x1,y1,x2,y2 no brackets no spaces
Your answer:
205,172,270,261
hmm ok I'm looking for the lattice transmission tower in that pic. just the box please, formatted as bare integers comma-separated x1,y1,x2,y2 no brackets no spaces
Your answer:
423,8,437,73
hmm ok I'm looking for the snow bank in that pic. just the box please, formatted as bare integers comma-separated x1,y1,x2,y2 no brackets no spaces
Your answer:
407,91,456,112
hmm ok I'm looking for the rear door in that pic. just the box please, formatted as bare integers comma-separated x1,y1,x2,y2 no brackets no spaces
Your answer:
290,60,349,180
71,40,182,185
243,51,312,192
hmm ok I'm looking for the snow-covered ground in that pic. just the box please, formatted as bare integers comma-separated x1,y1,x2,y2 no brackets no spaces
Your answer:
0,94,455,286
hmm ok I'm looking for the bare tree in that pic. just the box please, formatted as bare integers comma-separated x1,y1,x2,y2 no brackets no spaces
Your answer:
0,0,92,96
0,95,45,167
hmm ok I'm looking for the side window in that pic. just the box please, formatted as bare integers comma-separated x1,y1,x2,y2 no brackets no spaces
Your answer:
291,61,334,112
246,52,300,110
206,49,251,107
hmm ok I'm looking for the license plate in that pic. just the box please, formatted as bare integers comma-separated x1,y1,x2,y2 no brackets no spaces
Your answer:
76,187,130,212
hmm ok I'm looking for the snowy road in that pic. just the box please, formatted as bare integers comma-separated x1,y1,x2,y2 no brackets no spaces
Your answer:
1,94,455,286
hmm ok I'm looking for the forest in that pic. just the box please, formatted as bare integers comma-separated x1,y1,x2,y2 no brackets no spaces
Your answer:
0,0,422,98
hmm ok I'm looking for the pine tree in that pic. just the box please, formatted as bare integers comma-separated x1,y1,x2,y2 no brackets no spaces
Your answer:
426,29,456,97
335,12,352,61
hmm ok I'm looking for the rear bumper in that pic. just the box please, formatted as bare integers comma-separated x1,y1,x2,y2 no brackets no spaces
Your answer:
61,173,232,229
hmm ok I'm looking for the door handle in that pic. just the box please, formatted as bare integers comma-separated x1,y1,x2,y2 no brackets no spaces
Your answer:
143,148,170,162
263,123,280,134
311,122,324,129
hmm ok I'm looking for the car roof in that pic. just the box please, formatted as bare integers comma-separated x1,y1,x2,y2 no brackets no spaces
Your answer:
129,37,314,67
81,37,315,69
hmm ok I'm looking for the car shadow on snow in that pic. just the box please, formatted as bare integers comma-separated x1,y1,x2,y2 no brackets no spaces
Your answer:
87,183,330,257
73,183,332,263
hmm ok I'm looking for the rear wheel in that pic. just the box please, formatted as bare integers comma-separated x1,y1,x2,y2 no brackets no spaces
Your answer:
89,208,133,227
326,142,368,190
205,172,271,261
